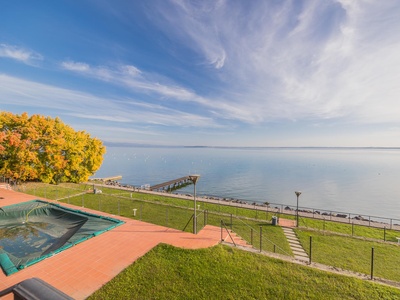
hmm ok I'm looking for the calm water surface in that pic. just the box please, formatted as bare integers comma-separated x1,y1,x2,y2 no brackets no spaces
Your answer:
93,147,400,219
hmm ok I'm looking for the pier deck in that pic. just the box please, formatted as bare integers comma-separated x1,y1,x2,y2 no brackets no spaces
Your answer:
150,176,191,191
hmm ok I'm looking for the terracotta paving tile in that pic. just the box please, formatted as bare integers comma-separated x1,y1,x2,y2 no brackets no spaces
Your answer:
0,189,222,299
278,218,296,227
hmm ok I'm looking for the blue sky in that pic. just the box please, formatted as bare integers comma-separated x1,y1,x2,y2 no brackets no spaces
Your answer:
1,0,400,147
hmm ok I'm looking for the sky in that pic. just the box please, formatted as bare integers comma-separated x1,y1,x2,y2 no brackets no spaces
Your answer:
1,0,400,147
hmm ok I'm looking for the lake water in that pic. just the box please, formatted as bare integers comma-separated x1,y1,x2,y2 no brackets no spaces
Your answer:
93,147,400,219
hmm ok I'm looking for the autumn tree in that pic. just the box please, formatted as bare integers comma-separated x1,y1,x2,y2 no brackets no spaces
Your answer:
0,112,105,184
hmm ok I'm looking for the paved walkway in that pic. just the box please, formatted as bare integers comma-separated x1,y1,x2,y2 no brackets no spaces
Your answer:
0,189,222,299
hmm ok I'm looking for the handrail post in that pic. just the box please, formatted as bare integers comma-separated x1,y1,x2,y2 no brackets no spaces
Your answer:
166,207,169,227
220,220,223,241
384,227,386,241
259,226,262,253
371,247,374,280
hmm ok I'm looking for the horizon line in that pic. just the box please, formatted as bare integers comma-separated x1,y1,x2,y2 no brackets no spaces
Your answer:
103,142,400,150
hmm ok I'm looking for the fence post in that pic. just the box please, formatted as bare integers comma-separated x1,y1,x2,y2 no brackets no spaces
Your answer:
323,219,325,232
260,226,262,253
221,220,223,241
309,236,312,264
140,202,143,221
230,214,233,231
371,247,374,280
384,227,386,241
352,223,354,236
166,207,169,227
251,228,253,245
82,193,84,207
118,199,120,215
274,244,276,253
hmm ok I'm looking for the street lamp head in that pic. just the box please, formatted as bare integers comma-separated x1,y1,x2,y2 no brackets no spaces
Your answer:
295,191,302,197
189,174,200,184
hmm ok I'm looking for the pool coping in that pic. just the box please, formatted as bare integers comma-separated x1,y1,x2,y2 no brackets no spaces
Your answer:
0,189,221,299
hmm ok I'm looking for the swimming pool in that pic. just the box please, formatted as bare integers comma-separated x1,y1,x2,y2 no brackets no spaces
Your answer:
0,200,124,275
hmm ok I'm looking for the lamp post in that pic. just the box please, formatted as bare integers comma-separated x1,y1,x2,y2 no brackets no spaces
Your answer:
189,174,200,234
295,191,301,227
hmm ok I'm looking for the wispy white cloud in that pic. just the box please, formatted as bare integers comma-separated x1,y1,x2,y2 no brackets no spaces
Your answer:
0,73,219,128
61,60,197,100
59,59,269,125
0,44,43,65
142,0,400,125
145,0,228,69
61,61,90,72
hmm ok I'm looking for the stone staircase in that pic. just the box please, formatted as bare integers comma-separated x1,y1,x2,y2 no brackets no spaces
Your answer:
282,227,309,262
222,230,252,248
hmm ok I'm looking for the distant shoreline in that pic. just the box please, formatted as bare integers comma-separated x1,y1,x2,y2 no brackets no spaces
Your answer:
103,142,400,150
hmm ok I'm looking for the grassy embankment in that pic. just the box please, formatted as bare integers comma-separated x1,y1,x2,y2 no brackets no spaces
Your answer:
87,243,400,300
18,182,400,284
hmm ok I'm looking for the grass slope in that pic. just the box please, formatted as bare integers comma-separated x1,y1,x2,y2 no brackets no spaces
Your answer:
297,229,400,282
89,244,400,300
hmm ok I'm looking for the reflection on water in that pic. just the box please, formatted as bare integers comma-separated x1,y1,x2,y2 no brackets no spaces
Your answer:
0,222,56,258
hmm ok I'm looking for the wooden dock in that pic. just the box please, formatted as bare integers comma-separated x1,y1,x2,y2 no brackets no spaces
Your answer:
150,176,191,191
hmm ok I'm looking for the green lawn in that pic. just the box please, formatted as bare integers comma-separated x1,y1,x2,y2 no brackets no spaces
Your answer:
296,229,400,282
16,182,400,284
88,244,400,300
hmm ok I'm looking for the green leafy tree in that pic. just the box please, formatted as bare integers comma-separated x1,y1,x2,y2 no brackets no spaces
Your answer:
0,112,105,184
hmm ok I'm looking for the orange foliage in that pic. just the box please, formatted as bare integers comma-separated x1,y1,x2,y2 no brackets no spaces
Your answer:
0,111,105,183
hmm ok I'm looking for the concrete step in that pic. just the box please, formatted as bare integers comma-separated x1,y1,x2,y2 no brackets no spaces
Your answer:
290,243,303,250
295,255,309,262
292,248,307,255
285,234,297,239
